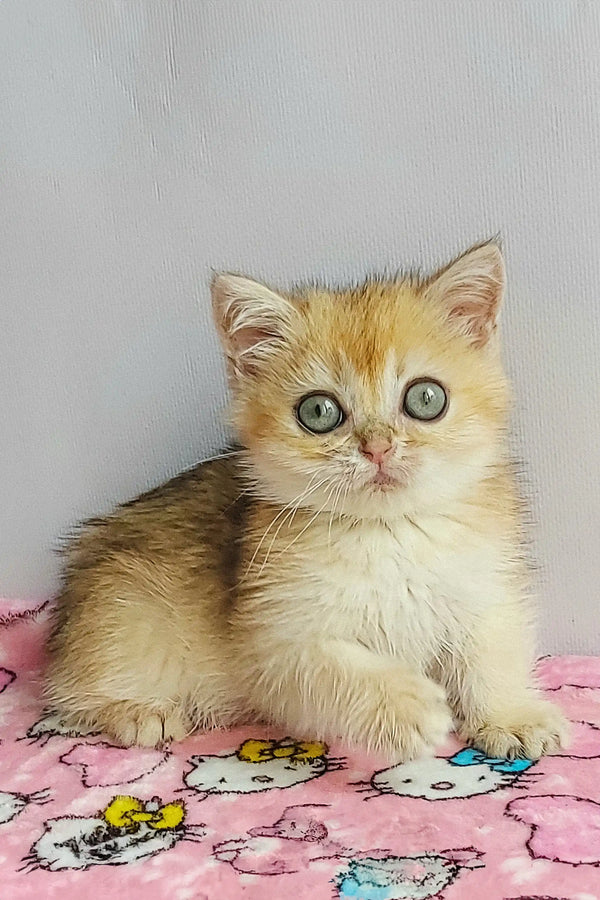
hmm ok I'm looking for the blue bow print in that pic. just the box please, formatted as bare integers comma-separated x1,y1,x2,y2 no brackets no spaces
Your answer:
449,747,534,774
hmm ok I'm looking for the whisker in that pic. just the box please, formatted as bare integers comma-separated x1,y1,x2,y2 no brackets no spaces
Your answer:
277,479,340,559
243,472,326,578
29,789,51,802
327,478,347,550
255,475,331,578
197,450,244,466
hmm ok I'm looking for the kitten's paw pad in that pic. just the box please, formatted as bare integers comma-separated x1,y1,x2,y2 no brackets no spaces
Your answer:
465,700,570,760
385,679,453,762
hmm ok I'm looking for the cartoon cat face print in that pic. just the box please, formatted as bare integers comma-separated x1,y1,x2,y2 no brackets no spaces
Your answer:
184,738,341,795
22,795,204,871
0,789,51,825
335,848,484,900
363,748,535,801
0,668,16,694
23,711,98,745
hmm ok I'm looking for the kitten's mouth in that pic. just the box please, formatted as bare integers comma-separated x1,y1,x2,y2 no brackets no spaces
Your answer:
369,470,402,490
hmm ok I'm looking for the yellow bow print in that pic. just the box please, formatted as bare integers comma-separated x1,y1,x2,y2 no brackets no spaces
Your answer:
237,737,328,764
102,796,185,831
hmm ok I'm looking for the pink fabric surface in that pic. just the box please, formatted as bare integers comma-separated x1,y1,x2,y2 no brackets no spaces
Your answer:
0,598,599,899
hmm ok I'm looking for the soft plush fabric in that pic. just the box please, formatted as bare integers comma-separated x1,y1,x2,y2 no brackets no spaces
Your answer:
0,598,599,899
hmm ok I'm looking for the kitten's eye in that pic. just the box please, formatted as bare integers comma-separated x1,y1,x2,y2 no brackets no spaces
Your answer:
296,393,344,434
403,380,447,421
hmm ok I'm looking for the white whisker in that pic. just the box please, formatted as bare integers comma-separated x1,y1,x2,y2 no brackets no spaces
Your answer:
197,450,244,466
243,472,328,579
255,475,331,578
277,478,340,559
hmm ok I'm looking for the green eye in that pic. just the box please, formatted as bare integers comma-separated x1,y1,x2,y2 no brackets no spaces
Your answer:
296,394,344,434
403,380,448,421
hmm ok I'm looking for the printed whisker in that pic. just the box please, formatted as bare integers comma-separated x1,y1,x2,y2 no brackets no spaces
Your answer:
17,859,39,874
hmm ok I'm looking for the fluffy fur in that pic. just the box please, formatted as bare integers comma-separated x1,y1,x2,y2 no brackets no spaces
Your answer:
46,243,569,760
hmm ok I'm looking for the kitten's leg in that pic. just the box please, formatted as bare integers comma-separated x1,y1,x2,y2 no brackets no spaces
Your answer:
46,588,234,748
244,639,452,761
46,650,196,749
443,601,569,759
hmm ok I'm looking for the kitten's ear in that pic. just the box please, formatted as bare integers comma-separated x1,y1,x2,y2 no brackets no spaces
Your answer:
211,273,298,377
425,242,505,348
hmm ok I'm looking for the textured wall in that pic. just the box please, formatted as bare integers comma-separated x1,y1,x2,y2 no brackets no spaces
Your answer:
1,0,598,653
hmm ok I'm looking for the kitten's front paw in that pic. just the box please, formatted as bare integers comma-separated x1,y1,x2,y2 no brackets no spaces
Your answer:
97,702,192,748
461,698,570,760
380,676,453,762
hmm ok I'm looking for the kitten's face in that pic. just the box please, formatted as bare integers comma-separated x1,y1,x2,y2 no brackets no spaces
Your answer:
213,244,508,519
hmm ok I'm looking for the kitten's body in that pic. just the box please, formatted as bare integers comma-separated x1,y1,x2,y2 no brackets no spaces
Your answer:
46,244,568,759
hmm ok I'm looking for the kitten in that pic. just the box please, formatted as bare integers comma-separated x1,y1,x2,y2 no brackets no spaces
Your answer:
45,242,569,760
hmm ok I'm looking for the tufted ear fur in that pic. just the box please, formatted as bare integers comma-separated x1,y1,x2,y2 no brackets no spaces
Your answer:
211,274,298,378
425,242,505,348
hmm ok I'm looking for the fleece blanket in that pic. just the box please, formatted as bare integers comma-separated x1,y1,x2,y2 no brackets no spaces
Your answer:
0,599,599,900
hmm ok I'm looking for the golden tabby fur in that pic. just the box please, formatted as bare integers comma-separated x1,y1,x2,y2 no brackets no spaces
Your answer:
46,243,569,759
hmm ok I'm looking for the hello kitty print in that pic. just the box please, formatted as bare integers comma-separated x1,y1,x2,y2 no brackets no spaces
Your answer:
1,600,600,899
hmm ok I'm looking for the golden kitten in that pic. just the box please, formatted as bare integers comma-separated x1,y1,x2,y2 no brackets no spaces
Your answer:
46,242,569,760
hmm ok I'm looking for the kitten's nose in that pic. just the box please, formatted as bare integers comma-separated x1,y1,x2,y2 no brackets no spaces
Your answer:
359,438,394,467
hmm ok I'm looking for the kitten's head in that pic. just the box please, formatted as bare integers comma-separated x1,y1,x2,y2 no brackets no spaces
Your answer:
212,243,508,519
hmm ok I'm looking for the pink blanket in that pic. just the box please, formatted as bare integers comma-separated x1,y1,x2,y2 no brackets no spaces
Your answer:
1,598,599,899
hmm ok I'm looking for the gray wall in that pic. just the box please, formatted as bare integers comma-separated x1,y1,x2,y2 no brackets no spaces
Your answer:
1,0,598,653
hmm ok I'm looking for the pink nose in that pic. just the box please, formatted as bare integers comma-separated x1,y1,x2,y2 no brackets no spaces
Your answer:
359,438,394,467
